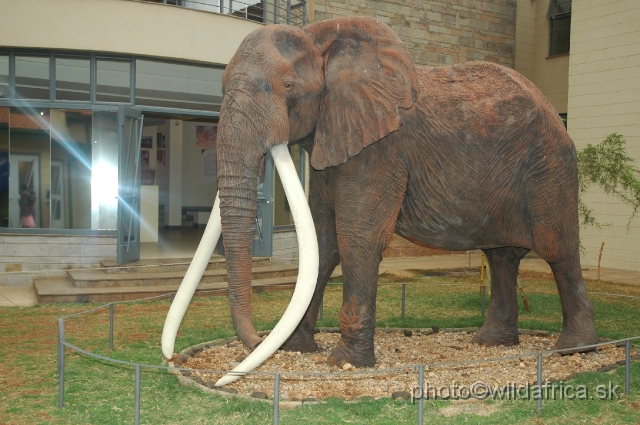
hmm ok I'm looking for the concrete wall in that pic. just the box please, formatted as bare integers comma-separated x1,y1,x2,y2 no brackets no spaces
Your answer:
0,0,262,66
0,233,116,286
272,229,298,264
567,0,640,271
515,0,569,114
307,0,517,68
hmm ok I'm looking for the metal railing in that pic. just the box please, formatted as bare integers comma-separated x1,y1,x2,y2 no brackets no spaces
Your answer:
154,0,307,27
57,283,639,424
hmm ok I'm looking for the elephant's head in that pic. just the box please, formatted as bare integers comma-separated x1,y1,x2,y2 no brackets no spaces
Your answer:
162,17,420,384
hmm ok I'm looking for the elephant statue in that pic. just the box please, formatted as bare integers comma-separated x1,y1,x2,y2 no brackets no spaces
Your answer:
162,17,597,385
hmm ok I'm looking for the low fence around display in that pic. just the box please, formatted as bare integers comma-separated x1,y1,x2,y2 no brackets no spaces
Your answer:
57,284,639,425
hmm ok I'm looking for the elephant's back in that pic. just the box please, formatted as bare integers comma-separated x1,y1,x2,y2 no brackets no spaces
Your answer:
395,62,576,250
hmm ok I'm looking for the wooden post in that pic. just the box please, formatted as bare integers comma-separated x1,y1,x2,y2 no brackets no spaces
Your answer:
597,242,605,284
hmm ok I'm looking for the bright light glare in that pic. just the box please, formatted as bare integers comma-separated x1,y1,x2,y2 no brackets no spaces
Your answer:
91,161,118,205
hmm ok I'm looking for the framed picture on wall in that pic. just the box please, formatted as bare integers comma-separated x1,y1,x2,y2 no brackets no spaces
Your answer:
196,125,217,149
141,136,153,149
141,150,150,165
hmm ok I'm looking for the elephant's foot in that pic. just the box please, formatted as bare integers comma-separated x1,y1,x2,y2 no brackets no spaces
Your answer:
326,336,376,368
280,328,319,353
553,328,598,354
472,326,519,347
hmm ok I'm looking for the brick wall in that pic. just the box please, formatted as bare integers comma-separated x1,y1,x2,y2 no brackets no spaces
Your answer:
0,234,116,286
307,0,517,68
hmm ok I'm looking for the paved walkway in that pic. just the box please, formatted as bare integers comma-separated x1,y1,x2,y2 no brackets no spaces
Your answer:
1,252,638,307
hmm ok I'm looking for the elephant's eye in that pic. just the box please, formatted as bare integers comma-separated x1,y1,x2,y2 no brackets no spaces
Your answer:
285,83,291,88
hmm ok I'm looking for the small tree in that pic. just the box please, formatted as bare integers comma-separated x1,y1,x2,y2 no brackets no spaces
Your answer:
577,133,640,228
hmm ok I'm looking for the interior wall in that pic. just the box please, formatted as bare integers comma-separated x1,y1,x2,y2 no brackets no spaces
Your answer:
181,121,217,208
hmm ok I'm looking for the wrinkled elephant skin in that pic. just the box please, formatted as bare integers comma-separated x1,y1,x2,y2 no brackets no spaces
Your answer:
211,17,597,370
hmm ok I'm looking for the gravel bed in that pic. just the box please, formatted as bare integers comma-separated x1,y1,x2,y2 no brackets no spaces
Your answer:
181,330,632,401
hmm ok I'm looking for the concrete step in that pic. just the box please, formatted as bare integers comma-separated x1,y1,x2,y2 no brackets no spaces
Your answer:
99,256,271,274
68,262,299,288
34,275,300,304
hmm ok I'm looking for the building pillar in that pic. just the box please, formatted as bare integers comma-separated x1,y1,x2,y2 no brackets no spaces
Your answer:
165,119,183,228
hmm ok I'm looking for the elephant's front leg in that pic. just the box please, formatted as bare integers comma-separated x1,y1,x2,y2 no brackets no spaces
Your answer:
324,146,407,367
326,235,381,367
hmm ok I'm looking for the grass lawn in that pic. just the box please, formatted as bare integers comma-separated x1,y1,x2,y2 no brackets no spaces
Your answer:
1,269,639,424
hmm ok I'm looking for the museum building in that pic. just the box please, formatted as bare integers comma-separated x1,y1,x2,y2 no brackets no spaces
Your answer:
0,0,638,290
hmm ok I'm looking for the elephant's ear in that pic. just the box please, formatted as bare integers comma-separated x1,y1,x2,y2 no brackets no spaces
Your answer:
304,17,420,170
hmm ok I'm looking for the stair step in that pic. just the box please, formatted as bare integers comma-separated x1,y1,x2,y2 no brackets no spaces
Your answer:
34,275,300,304
69,262,299,288
99,257,271,274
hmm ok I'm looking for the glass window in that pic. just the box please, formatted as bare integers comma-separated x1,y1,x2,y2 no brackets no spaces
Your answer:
8,107,51,228
547,0,571,56
0,54,8,100
549,17,571,56
56,57,91,102
0,107,8,227
90,111,118,230
15,56,50,100
96,59,131,103
50,110,93,229
136,59,223,111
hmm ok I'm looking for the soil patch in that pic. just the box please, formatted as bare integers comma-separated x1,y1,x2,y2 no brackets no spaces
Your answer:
181,329,632,401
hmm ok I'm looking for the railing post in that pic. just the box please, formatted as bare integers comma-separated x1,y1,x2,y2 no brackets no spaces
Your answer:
287,0,291,25
319,297,323,321
417,366,424,425
481,285,486,317
303,0,307,26
220,0,224,14
110,303,115,350
536,353,542,414
401,284,406,318
58,318,65,408
135,365,141,425
229,0,233,14
263,0,268,23
273,373,280,425
626,339,631,396
274,0,278,24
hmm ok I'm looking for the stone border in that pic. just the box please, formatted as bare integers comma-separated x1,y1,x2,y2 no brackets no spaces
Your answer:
169,326,611,405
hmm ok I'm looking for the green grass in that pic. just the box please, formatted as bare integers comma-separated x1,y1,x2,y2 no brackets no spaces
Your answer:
1,269,639,424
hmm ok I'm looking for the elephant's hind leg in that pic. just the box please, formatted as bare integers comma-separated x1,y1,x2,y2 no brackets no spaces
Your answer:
539,248,598,351
472,246,529,346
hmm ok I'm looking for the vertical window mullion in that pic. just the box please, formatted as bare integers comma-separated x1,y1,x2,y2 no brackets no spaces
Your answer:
9,50,15,101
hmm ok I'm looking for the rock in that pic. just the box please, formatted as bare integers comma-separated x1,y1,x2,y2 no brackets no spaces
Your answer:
598,364,618,373
311,354,324,364
183,348,195,357
172,354,190,366
180,369,191,376
359,396,375,401
193,377,203,385
203,381,216,389
343,363,354,371
235,354,247,362
461,372,470,377
303,397,318,403
218,387,238,394
392,391,412,400
403,329,413,337
432,326,440,333
616,359,627,366
251,391,269,399
226,342,240,348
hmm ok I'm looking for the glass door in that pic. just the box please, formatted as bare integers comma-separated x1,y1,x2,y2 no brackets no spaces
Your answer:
117,106,144,264
254,152,274,257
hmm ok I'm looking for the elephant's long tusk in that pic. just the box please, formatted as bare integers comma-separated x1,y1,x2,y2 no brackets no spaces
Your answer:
161,192,222,360
215,143,319,386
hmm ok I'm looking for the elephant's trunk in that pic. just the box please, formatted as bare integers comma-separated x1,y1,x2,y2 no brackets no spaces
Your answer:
216,142,264,350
